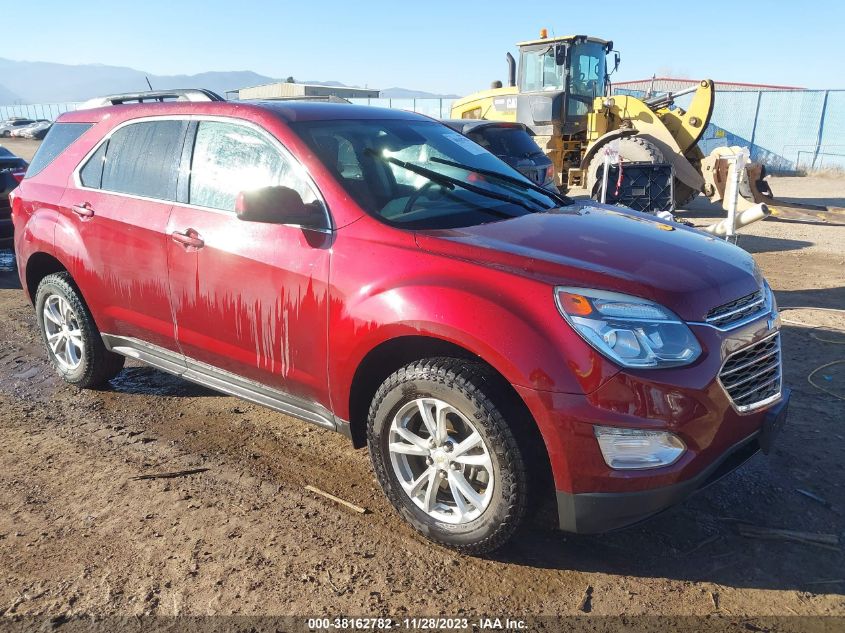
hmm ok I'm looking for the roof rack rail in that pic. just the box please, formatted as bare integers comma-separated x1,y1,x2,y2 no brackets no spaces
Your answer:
256,95,352,104
78,88,226,110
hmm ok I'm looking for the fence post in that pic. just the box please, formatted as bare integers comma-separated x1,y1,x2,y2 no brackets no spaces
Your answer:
811,90,830,171
748,91,762,161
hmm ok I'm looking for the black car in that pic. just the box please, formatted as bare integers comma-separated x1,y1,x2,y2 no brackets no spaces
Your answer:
441,119,558,191
0,146,27,248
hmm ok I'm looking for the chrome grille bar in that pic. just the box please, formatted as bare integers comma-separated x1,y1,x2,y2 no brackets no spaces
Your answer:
719,332,782,412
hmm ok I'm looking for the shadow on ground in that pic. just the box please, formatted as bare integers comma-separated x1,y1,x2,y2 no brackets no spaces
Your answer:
109,366,222,398
735,233,814,254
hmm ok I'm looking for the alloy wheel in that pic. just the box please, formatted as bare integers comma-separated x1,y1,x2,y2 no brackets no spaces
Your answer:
388,397,494,524
42,294,84,371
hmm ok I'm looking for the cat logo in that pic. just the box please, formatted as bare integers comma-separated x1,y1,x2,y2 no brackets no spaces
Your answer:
492,97,517,112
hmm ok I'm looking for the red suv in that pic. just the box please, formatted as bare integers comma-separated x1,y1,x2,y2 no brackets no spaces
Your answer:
11,91,789,553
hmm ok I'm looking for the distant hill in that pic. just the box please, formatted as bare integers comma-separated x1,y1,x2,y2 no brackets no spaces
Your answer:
0,58,274,103
0,82,22,104
0,58,458,103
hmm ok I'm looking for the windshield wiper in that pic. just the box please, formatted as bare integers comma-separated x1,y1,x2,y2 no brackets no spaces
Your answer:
429,156,572,206
365,149,547,215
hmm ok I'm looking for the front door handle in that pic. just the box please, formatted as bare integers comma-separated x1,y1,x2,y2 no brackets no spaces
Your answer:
170,229,205,249
71,203,94,219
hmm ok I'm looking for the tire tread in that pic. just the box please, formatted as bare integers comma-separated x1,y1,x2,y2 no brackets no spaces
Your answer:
36,272,124,388
367,357,528,555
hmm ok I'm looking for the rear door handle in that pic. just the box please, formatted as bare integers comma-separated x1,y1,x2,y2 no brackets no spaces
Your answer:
170,229,205,249
71,203,94,218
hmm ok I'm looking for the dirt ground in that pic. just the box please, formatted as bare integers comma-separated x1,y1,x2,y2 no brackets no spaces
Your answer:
1,137,844,625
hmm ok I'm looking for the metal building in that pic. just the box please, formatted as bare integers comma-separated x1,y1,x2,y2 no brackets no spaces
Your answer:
235,82,379,100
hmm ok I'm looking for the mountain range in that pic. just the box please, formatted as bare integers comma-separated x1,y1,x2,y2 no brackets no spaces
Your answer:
0,58,459,104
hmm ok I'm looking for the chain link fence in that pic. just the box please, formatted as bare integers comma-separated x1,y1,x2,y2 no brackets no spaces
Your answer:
0,102,79,122
4,91,842,173
615,88,845,172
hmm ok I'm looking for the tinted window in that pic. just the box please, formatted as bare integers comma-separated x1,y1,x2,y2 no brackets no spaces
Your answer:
189,121,319,212
79,141,108,189
101,120,187,201
26,123,92,178
467,127,543,158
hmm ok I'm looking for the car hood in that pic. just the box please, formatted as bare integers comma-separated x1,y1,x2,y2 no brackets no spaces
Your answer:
414,200,763,321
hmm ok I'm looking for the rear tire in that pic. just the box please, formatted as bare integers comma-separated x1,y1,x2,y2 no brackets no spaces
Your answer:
367,358,528,554
35,272,125,388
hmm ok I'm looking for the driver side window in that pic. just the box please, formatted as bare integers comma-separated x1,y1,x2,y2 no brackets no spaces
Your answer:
189,121,319,212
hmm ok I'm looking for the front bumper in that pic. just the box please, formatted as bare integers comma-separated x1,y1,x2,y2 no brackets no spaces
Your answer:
514,303,788,534
554,389,789,533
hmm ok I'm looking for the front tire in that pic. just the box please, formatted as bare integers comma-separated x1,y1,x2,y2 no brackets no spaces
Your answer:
367,358,527,554
35,272,125,388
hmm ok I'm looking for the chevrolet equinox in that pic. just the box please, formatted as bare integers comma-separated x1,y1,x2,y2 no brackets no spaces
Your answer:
11,94,789,553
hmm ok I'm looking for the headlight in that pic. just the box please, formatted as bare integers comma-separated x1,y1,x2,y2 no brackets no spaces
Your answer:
555,287,701,368
594,426,686,469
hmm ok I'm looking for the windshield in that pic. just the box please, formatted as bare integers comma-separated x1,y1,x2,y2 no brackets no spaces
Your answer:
291,119,560,229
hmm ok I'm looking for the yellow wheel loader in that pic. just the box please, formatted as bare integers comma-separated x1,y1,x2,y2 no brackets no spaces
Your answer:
450,30,844,225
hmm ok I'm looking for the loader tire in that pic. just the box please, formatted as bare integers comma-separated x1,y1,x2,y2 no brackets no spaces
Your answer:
673,156,702,209
673,181,699,209
586,136,663,198
588,137,702,210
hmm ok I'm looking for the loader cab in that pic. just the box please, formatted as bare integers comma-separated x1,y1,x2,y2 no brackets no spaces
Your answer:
516,35,611,136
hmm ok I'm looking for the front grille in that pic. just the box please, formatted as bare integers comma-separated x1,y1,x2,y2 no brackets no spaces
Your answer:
719,333,782,411
706,290,766,328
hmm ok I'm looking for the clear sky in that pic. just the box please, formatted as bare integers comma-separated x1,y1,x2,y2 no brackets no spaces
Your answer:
1,0,841,93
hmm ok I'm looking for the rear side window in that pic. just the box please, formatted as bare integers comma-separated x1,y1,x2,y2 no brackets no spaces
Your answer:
467,127,542,158
26,123,92,178
79,142,107,189
99,120,187,201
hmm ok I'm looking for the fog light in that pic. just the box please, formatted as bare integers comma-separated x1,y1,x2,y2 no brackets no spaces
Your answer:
594,426,685,470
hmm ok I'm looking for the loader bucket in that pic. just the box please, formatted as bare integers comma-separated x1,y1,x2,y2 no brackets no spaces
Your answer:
701,147,845,226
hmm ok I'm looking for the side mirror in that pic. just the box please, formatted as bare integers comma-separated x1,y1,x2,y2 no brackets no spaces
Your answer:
613,52,621,73
235,186,324,229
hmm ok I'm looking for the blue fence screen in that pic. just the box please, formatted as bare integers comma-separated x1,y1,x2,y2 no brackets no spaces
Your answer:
4,90,842,172
614,88,844,172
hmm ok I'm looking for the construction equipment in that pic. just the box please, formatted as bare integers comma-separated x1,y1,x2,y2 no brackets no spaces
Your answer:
450,29,840,224
450,31,714,208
